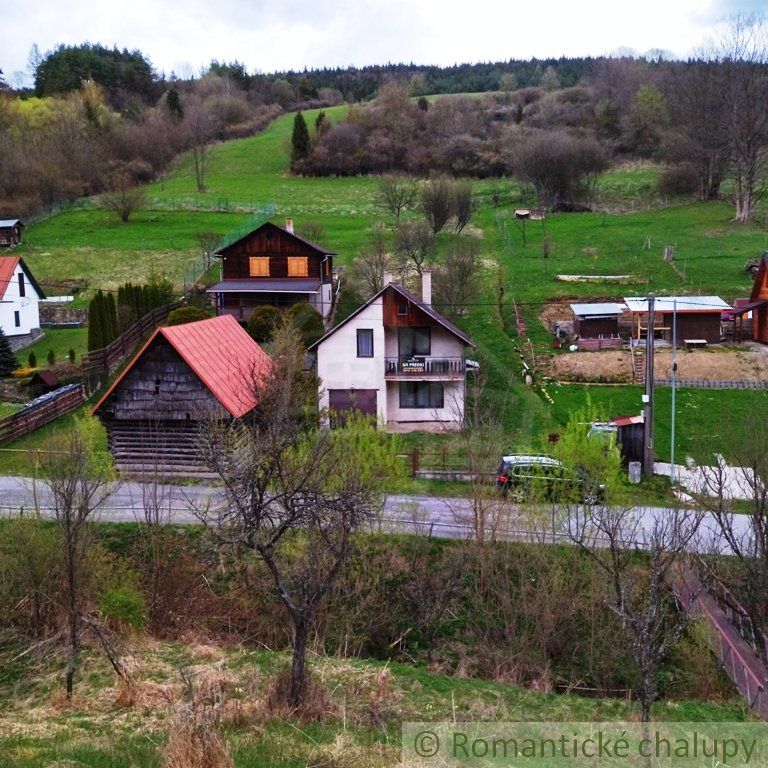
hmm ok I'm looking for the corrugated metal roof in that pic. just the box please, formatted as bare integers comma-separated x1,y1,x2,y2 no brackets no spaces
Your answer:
207,279,321,293
613,414,644,427
0,220,22,228
570,302,626,317
92,315,272,419
309,282,476,351
624,296,730,313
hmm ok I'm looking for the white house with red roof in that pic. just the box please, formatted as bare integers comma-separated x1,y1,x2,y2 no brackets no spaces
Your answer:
310,272,476,432
92,314,271,473
0,255,45,347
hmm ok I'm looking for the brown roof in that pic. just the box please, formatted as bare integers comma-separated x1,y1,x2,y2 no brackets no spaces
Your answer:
0,256,45,300
216,221,336,257
92,315,272,419
309,282,475,351
207,278,321,293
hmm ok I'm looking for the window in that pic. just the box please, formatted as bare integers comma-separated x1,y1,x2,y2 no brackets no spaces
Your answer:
13,311,19,328
18,273,25,297
398,327,431,357
287,257,309,277
356,329,374,357
399,382,444,409
154,378,161,395
397,302,408,316
249,257,270,277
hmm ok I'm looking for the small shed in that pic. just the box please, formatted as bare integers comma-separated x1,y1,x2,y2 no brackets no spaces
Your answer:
92,315,271,473
570,302,626,338
29,370,60,397
624,296,730,344
613,414,644,464
0,220,24,247
734,255,768,343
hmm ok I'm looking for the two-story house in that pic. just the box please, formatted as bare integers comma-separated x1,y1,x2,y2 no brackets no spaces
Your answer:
207,219,335,323
0,256,45,348
311,272,475,432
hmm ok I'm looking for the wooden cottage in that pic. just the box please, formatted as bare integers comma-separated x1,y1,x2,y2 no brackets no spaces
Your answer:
207,219,336,324
0,220,24,247
734,255,768,343
92,314,271,474
624,296,730,344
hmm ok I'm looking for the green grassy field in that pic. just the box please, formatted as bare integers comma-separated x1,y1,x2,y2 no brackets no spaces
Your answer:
12,102,768,469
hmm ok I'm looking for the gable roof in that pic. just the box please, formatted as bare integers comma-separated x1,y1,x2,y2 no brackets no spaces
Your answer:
0,256,46,300
92,314,272,419
570,302,626,318
624,296,729,314
309,282,475,351
0,220,23,228
750,254,768,301
216,221,336,257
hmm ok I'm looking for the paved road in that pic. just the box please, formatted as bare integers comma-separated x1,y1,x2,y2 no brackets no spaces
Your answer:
0,475,752,552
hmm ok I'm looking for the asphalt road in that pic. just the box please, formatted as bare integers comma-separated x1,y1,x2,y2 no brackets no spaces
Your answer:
0,475,750,552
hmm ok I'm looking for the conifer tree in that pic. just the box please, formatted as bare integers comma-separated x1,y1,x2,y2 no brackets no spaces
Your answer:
105,292,118,343
291,111,310,167
0,328,18,376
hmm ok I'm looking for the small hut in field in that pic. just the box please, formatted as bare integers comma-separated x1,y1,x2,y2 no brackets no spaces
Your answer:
92,314,271,474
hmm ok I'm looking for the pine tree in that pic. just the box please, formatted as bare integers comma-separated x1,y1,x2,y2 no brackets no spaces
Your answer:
105,292,118,343
291,111,310,167
0,328,18,377
28,351,37,368
87,293,101,351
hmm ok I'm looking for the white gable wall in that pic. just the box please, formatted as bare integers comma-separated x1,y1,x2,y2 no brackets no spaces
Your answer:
0,264,41,337
317,297,387,424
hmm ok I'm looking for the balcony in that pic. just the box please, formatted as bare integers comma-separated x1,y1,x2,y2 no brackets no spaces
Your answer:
385,356,466,379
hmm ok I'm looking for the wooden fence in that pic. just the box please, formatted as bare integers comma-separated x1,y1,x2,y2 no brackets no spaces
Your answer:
0,384,85,445
576,336,623,351
82,302,182,394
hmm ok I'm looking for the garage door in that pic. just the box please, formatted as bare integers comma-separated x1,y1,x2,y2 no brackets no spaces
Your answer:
328,389,377,426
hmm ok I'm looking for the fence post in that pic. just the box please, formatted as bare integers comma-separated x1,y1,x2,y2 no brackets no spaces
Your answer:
411,448,419,477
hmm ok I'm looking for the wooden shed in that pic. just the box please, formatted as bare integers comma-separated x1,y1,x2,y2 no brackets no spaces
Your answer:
624,296,730,344
570,302,626,338
0,220,24,247
92,315,271,474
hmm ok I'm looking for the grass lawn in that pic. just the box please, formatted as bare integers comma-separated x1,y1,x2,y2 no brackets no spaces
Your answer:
23,327,88,367
0,640,751,768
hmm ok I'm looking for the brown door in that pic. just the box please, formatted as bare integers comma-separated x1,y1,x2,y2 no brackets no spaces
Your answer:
328,389,377,426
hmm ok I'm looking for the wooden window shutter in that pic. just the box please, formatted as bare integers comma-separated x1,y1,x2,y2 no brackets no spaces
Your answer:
249,257,270,277
287,257,309,277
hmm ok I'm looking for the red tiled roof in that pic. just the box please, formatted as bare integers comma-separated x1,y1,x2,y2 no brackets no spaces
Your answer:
92,315,272,418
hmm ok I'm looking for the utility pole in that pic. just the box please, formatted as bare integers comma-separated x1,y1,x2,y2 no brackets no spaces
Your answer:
670,299,677,485
643,295,655,476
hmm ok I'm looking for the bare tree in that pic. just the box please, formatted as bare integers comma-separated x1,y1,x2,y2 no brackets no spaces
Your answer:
100,174,147,223
432,237,482,320
707,15,768,222
376,175,418,221
568,506,702,721
35,418,118,699
420,177,453,234
195,230,221,270
452,179,475,233
183,102,216,193
395,220,434,277
197,325,398,706
350,224,393,296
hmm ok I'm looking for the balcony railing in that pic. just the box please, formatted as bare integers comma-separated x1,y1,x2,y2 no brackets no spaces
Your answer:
385,356,466,377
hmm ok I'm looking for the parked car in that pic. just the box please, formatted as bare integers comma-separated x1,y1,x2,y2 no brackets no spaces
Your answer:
495,454,605,503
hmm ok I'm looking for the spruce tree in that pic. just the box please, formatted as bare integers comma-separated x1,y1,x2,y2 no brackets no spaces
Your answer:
291,111,310,167
105,292,118,343
0,329,18,377
87,293,102,351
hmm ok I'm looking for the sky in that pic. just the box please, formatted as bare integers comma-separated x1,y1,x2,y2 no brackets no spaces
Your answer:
1,0,765,87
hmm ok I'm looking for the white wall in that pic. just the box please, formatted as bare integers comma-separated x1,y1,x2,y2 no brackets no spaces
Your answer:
383,325,466,359
0,265,41,337
385,379,466,432
316,298,387,424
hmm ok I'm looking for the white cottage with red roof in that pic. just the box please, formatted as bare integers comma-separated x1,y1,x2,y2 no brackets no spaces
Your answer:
310,272,476,432
0,255,45,347
92,314,271,473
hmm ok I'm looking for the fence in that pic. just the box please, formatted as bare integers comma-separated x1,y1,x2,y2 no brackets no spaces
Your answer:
82,302,182,395
0,384,85,445
576,336,623,351
654,378,768,390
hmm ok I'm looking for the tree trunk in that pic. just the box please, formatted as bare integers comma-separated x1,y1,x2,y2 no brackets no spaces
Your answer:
66,608,78,699
289,618,309,706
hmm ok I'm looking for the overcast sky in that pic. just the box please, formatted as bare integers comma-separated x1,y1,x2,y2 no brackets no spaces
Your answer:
2,0,765,87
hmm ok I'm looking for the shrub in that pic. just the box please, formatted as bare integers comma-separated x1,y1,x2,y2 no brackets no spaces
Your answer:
28,351,37,368
247,305,283,343
47,349,55,366
99,585,146,631
659,164,699,196
0,329,18,377
68,348,76,364
166,306,213,326
286,302,325,347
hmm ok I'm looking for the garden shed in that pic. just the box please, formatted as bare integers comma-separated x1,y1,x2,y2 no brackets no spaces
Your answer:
624,296,730,344
570,302,626,338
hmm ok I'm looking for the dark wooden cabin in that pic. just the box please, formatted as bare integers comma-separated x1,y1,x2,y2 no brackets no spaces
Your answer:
734,254,768,343
0,220,24,247
624,296,729,344
207,219,336,323
92,315,271,475
570,303,625,338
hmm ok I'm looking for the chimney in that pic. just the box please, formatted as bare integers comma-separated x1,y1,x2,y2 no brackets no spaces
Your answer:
421,269,432,306
382,271,394,287
285,218,294,234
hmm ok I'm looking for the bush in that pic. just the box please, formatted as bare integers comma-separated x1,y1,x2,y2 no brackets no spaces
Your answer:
286,302,325,347
99,585,146,631
68,348,76,364
166,306,213,326
27,351,37,368
658,164,699,196
47,349,55,366
247,305,283,343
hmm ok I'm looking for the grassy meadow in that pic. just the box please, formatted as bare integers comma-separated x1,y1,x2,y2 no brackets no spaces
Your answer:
6,101,767,470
